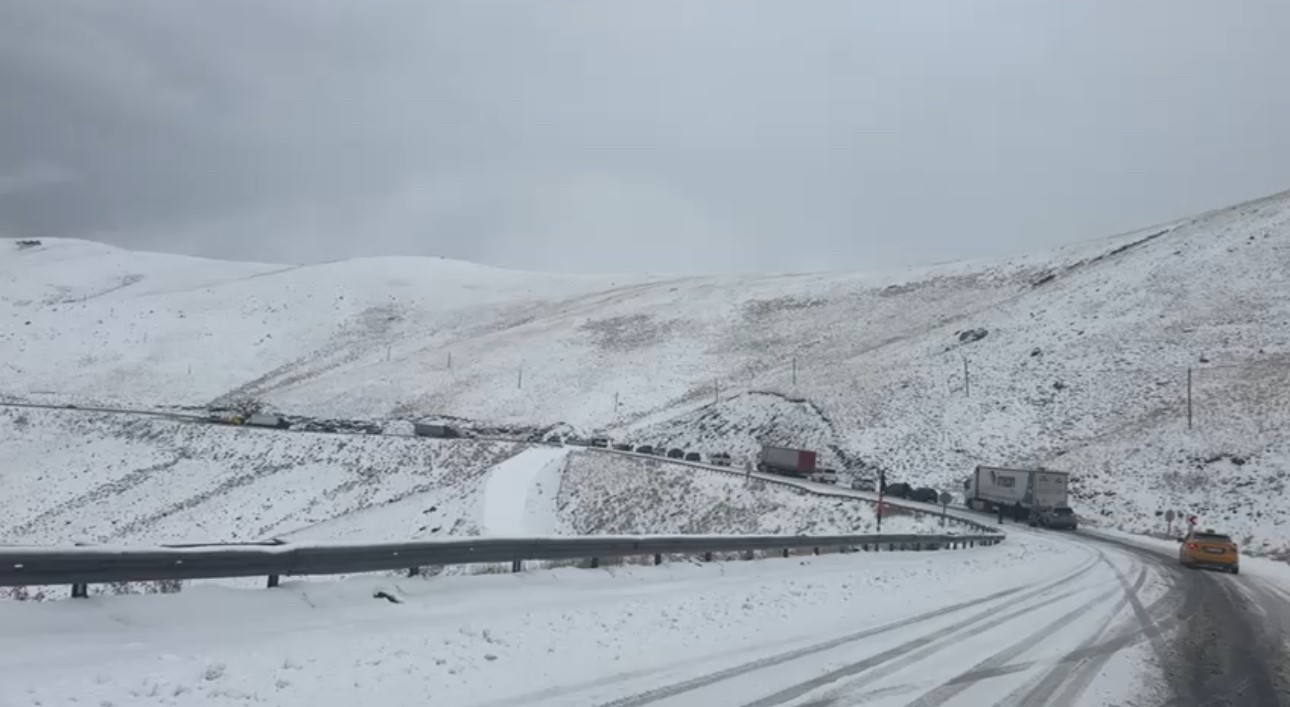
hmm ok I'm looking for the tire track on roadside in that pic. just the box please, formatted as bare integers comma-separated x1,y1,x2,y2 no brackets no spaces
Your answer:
593,558,1099,707
997,560,1148,707
903,587,1121,707
784,581,1113,707
1081,532,1288,706
738,562,1107,707
815,541,1186,707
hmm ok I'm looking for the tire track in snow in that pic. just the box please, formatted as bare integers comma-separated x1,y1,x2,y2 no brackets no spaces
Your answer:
1002,559,1149,707
900,587,1121,707
744,564,1113,707
827,561,1188,707
590,559,1098,707
1078,531,1289,707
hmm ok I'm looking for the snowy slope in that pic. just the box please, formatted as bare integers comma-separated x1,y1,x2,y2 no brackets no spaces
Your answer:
3,189,1290,549
557,451,943,536
0,407,522,545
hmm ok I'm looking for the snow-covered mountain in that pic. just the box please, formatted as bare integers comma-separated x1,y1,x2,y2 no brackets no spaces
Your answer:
3,189,1289,552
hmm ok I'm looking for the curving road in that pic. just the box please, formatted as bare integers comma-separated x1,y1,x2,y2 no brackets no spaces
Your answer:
1088,532,1290,707
573,525,1290,707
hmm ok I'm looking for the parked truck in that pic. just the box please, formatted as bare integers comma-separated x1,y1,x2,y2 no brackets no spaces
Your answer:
413,423,461,439
757,445,817,478
964,465,1070,518
244,413,290,429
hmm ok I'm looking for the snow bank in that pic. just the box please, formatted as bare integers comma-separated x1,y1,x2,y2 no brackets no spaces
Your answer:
479,446,569,536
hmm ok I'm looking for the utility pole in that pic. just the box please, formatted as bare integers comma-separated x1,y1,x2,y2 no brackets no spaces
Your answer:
518,361,524,390
876,470,886,533
386,345,391,362
447,351,452,370
792,357,797,387
963,356,971,398
715,380,720,404
1187,367,1193,430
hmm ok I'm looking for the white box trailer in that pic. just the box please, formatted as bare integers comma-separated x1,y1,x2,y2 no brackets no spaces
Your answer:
965,465,1070,513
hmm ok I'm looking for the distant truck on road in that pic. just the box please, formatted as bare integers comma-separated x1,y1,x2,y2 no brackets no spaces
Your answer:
965,465,1070,518
413,423,461,439
757,445,817,478
244,413,290,430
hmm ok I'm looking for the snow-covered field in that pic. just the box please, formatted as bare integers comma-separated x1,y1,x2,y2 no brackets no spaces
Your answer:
3,190,1289,551
0,407,521,545
0,529,1174,707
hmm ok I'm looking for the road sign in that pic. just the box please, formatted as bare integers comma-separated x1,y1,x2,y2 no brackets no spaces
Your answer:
1165,510,1175,522
939,491,953,506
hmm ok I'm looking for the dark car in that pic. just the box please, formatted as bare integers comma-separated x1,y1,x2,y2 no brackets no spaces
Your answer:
613,443,633,451
910,487,939,504
1032,505,1078,530
684,452,701,462
885,482,913,499
635,445,654,455
710,453,732,467
667,448,685,459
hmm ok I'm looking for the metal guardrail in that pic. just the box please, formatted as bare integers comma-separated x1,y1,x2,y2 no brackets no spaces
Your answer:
0,531,1004,596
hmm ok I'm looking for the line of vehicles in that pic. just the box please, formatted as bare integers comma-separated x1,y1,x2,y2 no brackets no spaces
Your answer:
755,446,1082,529
205,413,1242,572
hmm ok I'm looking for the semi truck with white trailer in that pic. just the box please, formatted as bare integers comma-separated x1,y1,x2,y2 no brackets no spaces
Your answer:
964,465,1070,517
757,445,817,478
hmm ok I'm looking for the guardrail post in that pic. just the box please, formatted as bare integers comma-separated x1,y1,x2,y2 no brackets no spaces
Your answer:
70,583,88,599
512,559,522,573
653,553,662,566
703,551,713,562
782,548,789,558
267,574,280,588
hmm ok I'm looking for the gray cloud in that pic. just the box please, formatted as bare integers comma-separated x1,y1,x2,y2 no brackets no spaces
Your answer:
2,0,1288,272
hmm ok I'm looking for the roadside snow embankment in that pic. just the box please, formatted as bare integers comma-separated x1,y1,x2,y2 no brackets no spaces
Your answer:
557,451,941,535
480,446,569,536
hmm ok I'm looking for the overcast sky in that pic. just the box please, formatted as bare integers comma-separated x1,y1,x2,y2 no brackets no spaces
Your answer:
2,0,1288,273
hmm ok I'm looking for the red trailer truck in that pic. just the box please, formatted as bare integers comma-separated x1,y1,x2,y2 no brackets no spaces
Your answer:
757,445,817,478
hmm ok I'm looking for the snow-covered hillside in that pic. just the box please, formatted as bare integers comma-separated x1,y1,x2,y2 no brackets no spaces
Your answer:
3,189,1290,551
557,451,943,536
0,407,521,545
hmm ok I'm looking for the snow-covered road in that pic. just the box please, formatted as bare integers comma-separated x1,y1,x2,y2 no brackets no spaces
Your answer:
8,524,1278,707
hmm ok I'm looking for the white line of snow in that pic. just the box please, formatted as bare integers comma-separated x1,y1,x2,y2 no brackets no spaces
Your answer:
480,446,569,536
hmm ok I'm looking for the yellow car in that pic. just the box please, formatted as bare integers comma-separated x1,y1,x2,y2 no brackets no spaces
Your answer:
1179,529,1240,574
